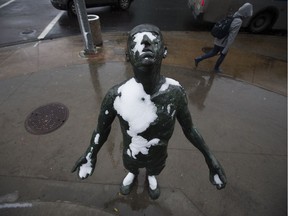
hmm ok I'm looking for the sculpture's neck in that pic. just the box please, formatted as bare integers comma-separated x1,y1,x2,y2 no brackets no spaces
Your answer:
133,64,162,95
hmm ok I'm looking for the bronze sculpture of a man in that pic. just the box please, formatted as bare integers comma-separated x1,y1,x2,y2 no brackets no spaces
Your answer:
72,24,226,200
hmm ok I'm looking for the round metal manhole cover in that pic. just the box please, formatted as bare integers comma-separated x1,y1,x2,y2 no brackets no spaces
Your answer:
25,103,69,135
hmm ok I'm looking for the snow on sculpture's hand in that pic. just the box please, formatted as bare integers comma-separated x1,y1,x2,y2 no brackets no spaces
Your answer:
71,152,96,179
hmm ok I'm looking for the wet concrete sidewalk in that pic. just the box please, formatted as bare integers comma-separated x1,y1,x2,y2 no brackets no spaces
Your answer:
0,31,286,95
0,32,287,216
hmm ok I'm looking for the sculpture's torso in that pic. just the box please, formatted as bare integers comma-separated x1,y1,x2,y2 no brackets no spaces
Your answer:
110,77,186,163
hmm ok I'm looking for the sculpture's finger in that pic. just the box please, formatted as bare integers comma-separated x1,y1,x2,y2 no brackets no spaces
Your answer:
71,156,87,173
71,163,79,173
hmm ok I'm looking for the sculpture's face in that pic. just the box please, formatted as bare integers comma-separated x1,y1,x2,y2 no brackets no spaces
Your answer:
128,31,164,67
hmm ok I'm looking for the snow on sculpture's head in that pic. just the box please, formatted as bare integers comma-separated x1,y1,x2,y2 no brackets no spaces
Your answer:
127,24,167,67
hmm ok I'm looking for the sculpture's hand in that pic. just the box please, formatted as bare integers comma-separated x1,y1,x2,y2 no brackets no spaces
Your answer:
71,154,97,179
208,159,227,190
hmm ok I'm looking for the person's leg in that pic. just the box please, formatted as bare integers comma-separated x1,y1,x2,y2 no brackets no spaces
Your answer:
214,49,227,72
195,45,221,67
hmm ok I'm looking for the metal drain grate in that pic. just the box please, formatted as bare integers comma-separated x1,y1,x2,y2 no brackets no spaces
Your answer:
25,103,69,135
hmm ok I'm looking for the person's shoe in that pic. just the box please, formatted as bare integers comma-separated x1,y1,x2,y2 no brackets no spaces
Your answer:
214,68,223,73
120,173,137,195
148,184,161,200
194,58,200,68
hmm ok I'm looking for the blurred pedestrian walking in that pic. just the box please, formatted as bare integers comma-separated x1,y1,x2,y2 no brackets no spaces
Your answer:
194,3,253,73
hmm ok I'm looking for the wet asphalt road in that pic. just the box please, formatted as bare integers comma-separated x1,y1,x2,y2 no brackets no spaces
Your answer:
0,0,212,47
1,0,286,48
0,0,58,46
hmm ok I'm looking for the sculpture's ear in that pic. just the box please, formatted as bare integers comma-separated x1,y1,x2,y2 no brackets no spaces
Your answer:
163,47,168,59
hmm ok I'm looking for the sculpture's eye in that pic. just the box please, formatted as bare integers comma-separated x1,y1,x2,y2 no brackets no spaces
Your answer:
154,38,161,47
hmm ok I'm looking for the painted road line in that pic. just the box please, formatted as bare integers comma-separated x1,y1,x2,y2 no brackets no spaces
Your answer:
37,11,65,40
0,0,15,9
33,41,40,47
0,202,33,209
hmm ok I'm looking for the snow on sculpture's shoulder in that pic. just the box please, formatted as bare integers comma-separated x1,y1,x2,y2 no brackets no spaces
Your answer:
159,77,182,92
105,79,132,99
111,79,131,92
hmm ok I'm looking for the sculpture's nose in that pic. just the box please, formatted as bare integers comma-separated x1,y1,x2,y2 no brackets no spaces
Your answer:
141,34,152,47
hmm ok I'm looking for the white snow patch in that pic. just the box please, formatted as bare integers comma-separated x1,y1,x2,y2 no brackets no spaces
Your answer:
123,172,135,186
148,175,157,190
171,110,176,117
94,133,100,145
105,110,109,115
128,136,160,159
79,153,93,178
167,104,171,114
114,78,157,136
114,78,160,158
132,32,156,56
0,203,33,209
159,78,181,92
214,174,223,186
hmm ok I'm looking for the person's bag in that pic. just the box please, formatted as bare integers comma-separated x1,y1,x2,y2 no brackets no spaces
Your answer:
211,16,234,39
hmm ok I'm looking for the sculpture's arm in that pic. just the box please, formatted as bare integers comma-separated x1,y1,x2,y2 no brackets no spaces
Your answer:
176,91,226,189
72,90,117,179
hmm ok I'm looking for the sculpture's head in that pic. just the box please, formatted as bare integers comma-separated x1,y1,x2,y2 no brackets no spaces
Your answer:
127,24,167,68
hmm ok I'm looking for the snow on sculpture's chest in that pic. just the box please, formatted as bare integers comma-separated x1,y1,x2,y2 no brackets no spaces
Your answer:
113,78,157,137
113,78,180,159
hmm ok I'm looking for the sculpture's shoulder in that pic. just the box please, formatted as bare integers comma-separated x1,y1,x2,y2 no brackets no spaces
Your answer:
105,79,132,97
159,77,185,94
102,79,132,106
157,77,188,108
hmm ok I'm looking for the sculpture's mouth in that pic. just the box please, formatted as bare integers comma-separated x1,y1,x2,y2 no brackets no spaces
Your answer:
140,51,155,60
